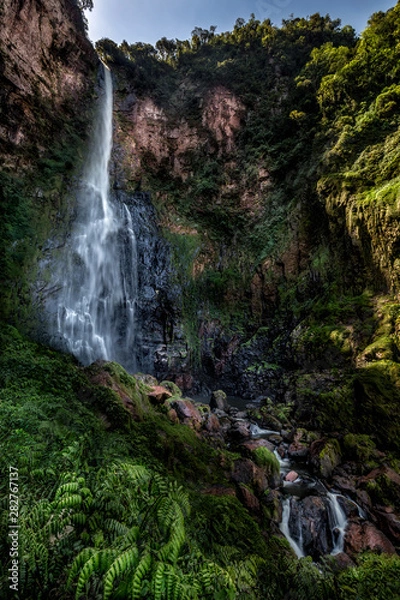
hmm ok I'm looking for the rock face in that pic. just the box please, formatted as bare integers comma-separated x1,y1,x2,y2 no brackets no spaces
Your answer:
0,0,98,166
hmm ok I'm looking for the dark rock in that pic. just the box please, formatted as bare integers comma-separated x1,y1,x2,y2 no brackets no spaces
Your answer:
228,420,252,440
374,507,400,544
288,496,333,560
287,442,309,460
231,458,268,495
210,389,230,412
345,520,396,556
237,484,261,514
310,438,342,478
170,399,203,430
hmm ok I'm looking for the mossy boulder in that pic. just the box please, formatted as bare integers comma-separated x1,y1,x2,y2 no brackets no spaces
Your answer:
83,361,151,426
210,389,230,412
310,438,342,479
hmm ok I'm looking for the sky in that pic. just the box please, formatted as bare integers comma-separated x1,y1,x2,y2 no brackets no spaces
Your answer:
86,0,396,47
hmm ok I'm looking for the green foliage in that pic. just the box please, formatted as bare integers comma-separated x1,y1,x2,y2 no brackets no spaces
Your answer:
343,433,377,462
337,553,400,600
253,446,280,476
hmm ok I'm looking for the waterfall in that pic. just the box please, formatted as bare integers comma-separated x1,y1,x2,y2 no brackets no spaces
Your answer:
55,65,138,372
327,492,348,555
280,497,305,558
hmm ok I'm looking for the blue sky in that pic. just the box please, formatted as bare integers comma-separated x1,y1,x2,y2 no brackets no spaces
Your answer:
86,0,396,46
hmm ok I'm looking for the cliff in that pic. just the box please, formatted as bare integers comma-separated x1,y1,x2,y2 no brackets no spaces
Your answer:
98,9,400,452
0,0,97,167
0,0,98,321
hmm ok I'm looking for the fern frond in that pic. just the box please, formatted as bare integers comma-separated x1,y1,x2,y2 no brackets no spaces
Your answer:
104,518,130,541
75,549,116,599
67,547,96,588
103,547,139,600
131,552,152,600
153,561,165,600
55,481,80,500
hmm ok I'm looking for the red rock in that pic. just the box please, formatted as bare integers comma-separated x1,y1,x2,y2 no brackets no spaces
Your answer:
285,470,299,483
241,439,275,454
231,458,268,495
147,385,172,404
204,413,221,433
345,520,396,556
171,399,203,430
237,484,261,514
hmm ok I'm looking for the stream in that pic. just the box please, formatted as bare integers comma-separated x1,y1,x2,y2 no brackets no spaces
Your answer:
250,424,365,560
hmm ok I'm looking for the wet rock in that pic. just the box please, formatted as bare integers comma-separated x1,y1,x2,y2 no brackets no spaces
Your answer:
345,520,396,556
285,471,299,483
281,429,295,442
231,458,268,495
240,438,275,456
310,438,342,478
170,399,203,430
287,442,309,460
289,496,333,560
210,389,230,412
228,420,252,440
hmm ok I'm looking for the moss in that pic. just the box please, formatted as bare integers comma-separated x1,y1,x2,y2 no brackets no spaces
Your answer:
343,433,377,462
354,360,400,451
253,446,280,476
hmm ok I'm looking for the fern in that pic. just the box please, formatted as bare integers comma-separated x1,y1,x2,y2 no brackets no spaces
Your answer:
131,552,152,599
153,561,166,600
67,548,96,589
75,549,117,599
103,547,139,600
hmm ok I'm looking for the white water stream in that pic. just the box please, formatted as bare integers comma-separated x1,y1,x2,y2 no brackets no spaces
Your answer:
56,65,138,371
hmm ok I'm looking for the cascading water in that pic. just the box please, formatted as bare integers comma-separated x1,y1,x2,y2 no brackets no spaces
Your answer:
327,492,349,555
55,65,138,371
280,497,305,558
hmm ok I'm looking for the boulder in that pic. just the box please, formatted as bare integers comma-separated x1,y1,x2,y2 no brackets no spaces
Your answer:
237,484,261,514
228,420,252,440
210,390,230,412
147,385,172,405
170,399,203,430
240,438,275,456
204,412,221,433
289,496,332,560
310,438,342,478
285,470,299,483
345,520,396,556
287,442,309,460
374,507,400,545
231,458,268,495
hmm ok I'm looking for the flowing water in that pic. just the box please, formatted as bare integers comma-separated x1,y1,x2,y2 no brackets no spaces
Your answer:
248,426,356,558
56,65,138,371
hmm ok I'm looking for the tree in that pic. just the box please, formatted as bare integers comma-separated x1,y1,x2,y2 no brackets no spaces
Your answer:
77,0,94,10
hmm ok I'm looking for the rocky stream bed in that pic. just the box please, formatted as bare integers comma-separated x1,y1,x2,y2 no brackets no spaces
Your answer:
144,382,400,564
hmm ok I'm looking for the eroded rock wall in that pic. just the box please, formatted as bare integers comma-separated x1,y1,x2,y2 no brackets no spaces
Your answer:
0,0,98,167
